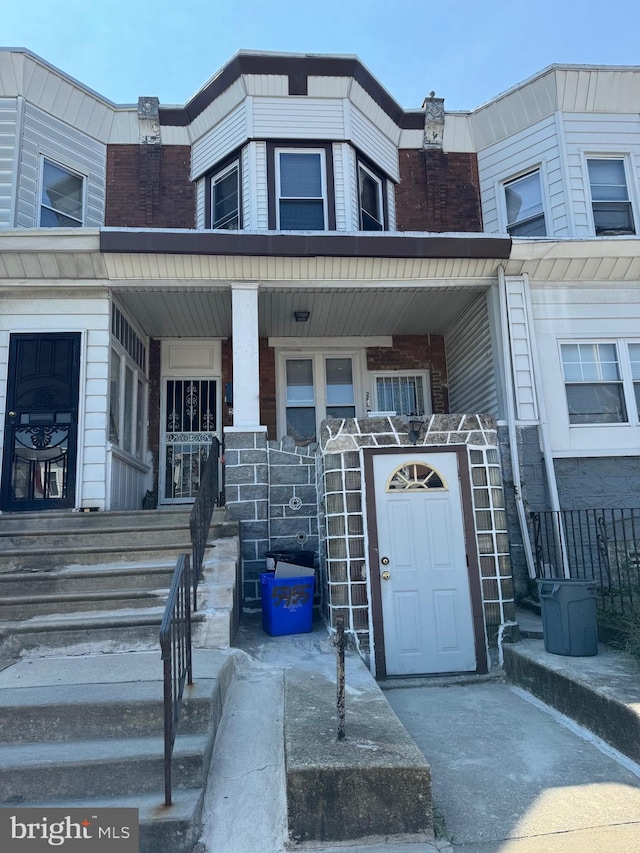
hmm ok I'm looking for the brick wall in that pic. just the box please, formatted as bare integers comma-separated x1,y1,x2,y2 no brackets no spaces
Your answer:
366,335,449,413
395,150,482,233
105,145,195,228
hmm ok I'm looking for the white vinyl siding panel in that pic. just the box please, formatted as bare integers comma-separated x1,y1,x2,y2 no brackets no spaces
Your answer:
562,112,640,237
191,101,246,180
243,74,288,96
386,180,396,231
196,178,205,229
504,278,537,422
0,98,18,228
252,97,345,139
446,293,498,416
0,295,110,508
348,82,401,147
254,141,268,229
332,142,347,231
242,144,252,229
531,282,640,455
477,115,565,236
307,77,350,98
185,78,246,145
16,103,106,228
349,104,399,182
555,68,640,114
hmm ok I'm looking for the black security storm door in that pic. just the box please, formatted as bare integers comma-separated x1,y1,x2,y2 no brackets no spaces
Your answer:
1,333,81,511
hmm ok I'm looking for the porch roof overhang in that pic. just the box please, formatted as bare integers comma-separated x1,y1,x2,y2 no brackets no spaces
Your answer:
506,236,640,282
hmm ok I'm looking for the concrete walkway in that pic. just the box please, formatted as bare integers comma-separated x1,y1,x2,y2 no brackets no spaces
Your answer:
195,615,640,853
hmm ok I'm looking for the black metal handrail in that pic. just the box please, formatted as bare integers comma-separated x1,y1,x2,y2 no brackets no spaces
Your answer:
160,553,193,807
530,508,640,615
190,436,221,611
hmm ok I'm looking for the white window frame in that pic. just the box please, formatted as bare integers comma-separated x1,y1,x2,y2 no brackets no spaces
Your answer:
210,160,239,230
275,148,328,231
39,155,86,228
502,168,547,237
358,162,384,231
584,154,637,236
369,370,431,416
276,348,365,442
558,339,640,427
108,309,148,461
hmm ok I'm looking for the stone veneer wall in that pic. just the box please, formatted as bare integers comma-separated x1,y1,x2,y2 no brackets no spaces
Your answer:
319,414,516,662
224,431,319,610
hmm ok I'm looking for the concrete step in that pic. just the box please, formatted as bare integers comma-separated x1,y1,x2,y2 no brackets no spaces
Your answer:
0,589,168,620
11,789,206,853
504,638,640,763
0,607,208,657
0,562,177,597
0,526,193,551
0,508,200,533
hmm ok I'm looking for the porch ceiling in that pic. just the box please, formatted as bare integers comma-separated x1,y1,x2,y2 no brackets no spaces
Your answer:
114,285,485,338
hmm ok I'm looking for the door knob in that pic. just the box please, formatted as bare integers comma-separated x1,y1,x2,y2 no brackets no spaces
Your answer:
382,571,391,581
8,411,16,417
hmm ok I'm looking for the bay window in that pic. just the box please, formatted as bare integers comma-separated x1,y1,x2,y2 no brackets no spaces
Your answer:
276,149,327,230
587,158,635,236
504,170,546,236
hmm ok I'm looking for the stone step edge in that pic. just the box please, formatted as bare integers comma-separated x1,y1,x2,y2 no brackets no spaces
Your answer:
0,589,166,606
0,608,207,635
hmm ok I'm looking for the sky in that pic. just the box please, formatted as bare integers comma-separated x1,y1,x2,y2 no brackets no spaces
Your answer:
3,0,640,112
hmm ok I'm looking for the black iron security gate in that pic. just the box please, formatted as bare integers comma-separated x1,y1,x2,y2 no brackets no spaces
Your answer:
1,333,81,511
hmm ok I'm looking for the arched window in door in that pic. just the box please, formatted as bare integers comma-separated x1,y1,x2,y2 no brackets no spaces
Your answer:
385,461,448,492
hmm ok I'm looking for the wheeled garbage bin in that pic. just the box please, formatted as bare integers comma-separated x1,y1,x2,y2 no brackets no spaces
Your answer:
537,578,598,656
260,571,315,636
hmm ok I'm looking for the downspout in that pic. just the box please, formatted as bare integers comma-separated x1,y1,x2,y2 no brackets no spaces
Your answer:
497,266,537,579
521,273,570,578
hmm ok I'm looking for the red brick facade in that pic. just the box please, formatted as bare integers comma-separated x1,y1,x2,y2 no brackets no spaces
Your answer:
366,335,449,414
394,150,482,233
220,338,277,438
105,145,195,228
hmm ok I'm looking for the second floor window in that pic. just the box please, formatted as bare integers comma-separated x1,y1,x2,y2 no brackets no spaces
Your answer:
40,159,83,227
504,170,546,236
276,149,326,230
587,158,635,236
211,161,239,229
359,163,384,231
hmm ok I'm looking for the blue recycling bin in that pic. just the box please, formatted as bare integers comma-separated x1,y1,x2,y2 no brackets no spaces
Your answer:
260,571,315,636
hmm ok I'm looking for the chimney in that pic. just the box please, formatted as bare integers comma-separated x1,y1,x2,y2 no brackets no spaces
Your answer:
422,92,445,149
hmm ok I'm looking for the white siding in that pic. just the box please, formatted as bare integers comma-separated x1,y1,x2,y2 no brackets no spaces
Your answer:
252,96,345,138
348,82,401,147
109,449,149,511
443,114,474,153
16,103,106,228
386,180,396,231
346,145,358,230
254,141,268,229
196,178,205,229
505,278,537,422
332,142,347,231
0,97,18,228
532,281,640,455
307,77,350,98
562,111,640,237
350,104,399,181
446,293,498,416
242,144,253,229
0,295,110,509
244,74,287,96
191,101,246,179
477,114,565,236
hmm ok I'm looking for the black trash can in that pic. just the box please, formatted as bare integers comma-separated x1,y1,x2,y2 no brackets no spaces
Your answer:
537,578,598,656
264,550,315,571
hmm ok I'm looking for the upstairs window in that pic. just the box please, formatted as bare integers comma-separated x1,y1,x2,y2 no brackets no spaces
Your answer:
628,344,640,419
276,149,326,230
587,158,635,235
358,163,384,231
211,161,239,229
40,159,84,227
504,170,546,236
561,343,627,425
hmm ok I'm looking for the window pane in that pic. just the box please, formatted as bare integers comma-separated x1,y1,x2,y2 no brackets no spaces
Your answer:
325,358,353,405
327,406,355,419
109,349,120,444
376,375,425,416
123,365,134,453
212,165,238,229
508,215,546,237
279,199,325,230
565,384,627,424
41,160,83,222
587,159,629,200
629,344,640,380
136,378,145,458
360,168,382,230
40,207,82,228
286,407,316,446
286,359,314,404
280,153,322,197
593,203,634,235
505,171,546,236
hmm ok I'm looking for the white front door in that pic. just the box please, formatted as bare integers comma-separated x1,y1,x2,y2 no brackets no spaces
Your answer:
372,451,477,675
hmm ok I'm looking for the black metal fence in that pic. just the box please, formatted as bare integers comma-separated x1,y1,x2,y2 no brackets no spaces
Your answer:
190,436,221,611
161,437,222,807
530,509,640,615
160,553,193,807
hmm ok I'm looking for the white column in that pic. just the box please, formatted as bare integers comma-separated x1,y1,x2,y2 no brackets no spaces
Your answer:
231,282,261,429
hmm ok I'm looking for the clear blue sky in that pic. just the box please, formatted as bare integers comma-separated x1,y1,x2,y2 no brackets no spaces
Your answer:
4,0,640,111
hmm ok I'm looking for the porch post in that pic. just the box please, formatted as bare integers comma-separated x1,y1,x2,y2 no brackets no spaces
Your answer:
230,282,261,428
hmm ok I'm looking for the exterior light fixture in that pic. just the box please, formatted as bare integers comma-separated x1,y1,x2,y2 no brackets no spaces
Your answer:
294,310,310,322
407,417,424,445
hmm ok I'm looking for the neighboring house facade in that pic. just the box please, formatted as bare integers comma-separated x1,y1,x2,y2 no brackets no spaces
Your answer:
1,50,638,677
